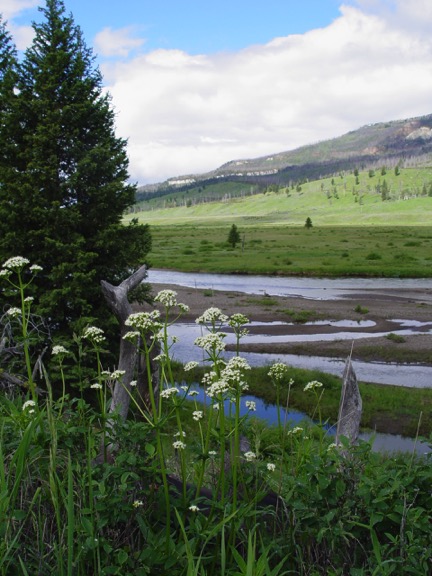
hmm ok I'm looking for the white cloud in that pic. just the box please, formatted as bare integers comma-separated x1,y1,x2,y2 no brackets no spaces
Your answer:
1,0,38,19
94,26,145,58
105,1,432,184
2,0,37,49
4,0,432,184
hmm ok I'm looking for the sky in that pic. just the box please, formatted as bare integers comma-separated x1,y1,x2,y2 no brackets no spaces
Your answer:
3,0,432,185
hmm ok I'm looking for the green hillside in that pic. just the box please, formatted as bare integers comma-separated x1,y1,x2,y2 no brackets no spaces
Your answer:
128,166,432,227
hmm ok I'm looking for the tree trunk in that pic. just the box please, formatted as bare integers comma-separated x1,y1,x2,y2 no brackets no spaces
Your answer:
101,264,149,421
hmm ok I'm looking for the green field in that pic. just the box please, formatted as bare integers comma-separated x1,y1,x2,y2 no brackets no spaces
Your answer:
128,167,432,276
143,224,432,277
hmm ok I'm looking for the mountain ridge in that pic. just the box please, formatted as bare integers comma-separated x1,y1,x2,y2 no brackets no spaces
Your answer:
137,113,432,198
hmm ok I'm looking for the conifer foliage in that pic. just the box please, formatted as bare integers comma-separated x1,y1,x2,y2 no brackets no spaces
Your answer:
0,1,151,334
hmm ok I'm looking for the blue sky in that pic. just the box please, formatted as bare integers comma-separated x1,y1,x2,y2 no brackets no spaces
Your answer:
10,1,343,55
4,1,432,184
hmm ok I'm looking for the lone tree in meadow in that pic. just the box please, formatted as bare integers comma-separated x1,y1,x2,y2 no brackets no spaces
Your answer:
305,217,313,229
228,224,241,248
0,1,151,336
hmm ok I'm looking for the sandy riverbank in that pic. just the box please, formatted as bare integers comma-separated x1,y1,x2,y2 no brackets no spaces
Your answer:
148,283,432,365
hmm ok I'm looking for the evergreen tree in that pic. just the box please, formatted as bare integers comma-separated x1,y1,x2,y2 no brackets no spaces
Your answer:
0,17,19,186
228,224,240,248
304,217,313,229
0,1,151,336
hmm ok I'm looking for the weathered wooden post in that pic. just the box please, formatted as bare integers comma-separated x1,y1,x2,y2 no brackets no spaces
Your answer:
336,350,362,446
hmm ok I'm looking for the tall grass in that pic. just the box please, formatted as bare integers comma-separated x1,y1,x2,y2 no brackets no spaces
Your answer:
145,225,432,277
1,258,432,575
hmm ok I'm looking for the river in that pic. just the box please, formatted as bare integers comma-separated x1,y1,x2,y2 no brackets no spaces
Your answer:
148,269,432,301
147,270,431,453
148,269,432,388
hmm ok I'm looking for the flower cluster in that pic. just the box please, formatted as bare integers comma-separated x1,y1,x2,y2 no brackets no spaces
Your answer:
173,440,186,450
102,369,126,381
228,313,250,338
192,410,203,421
268,362,288,382
83,326,106,344
125,310,162,333
194,332,226,353
287,426,304,436
244,451,257,462
160,387,178,399
196,307,228,327
154,289,178,307
184,361,199,371
304,380,323,392
245,400,256,412
122,330,140,343
22,400,36,414
52,345,69,357
154,289,190,313
2,256,30,270
266,462,276,472
6,307,21,318
90,383,103,390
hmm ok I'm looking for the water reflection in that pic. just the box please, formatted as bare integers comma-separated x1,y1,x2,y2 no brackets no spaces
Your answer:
169,322,432,388
179,384,430,455
149,269,432,301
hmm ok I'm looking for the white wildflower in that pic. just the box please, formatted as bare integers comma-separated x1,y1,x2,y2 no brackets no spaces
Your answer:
228,313,249,327
173,440,186,450
196,307,228,326
110,370,126,380
133,500,144,508
304,380,323,392
129,380,137,387
160,387,178,399
29,264,43,272
266,463,276,472
245,400,256,412
3,256,29,270
184,361,199,371
83,326,106,344
174,431,186,438
287,426,304,436
207,379,231,398
24,296,34,304
192,410,203,421
90,383,103,390
188,390,199,397
125,311,161,332
178,303,190,313
268,363,288,381
208,450,217,456
0,269,11,278
52,345,69,356
7,307,22,318
122,330,140,342
154,289,178,307
189,505,199,512
194,332,226,353
244,451,257,462
22,400,36,411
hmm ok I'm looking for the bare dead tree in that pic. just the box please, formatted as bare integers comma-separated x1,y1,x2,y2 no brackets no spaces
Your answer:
101,264,155,421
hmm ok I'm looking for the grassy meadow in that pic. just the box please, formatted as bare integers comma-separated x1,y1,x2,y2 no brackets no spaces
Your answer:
143,224,432,277
127,167,432,277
